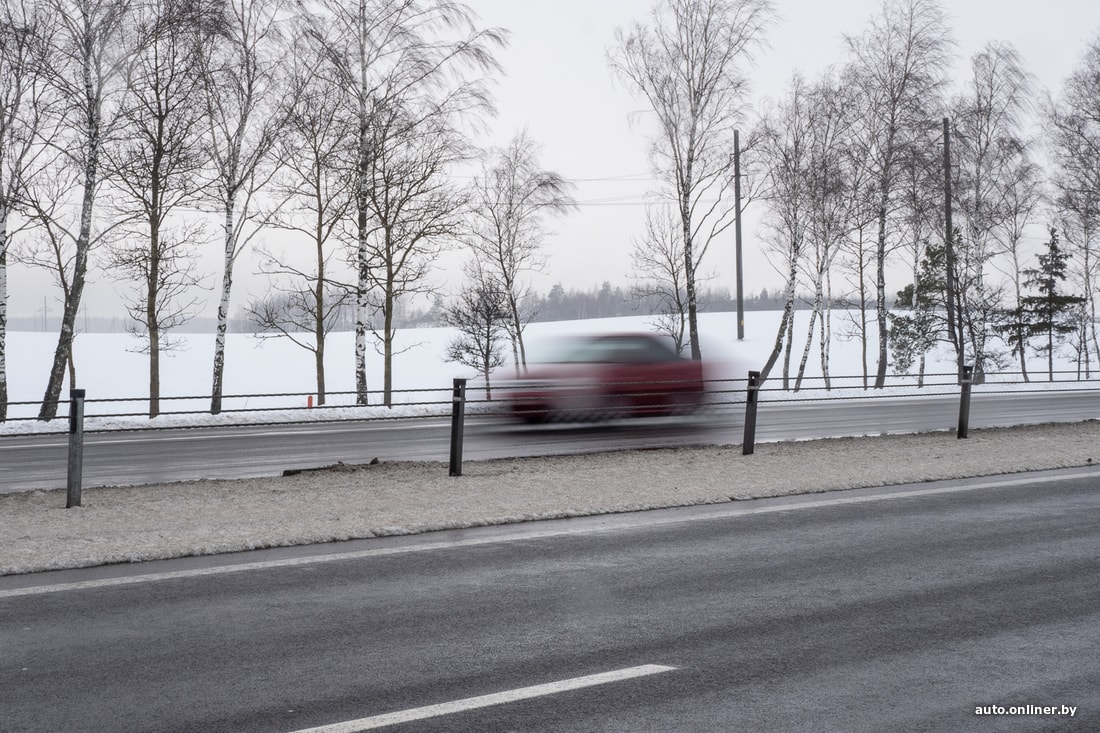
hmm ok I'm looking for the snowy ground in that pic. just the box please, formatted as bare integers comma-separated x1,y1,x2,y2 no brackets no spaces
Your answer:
4,310,1098,433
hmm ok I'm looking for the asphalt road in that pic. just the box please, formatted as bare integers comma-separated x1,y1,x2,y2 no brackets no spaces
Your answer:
3,390,1100,492
3,469,1097,732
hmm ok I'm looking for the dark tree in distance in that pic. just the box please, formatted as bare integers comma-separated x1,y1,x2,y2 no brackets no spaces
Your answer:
444,269,508,400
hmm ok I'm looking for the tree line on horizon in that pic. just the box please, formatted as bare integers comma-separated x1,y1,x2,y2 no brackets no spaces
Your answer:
3,0,1100,421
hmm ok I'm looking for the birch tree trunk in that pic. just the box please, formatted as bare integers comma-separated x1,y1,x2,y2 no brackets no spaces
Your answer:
383,271,394,406
0,216,7,420
760,247,800,388
874,183,891,389
354,11,370,407
355,247,370,405
39,158,95,420
210,201,235,414
148,225,162,418
794,308,819,391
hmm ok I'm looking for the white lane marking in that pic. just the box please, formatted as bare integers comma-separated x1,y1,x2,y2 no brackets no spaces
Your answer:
3,468,1097,599
288,665,677,732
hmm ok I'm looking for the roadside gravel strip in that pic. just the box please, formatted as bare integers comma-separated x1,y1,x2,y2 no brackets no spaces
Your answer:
3,421,1099,576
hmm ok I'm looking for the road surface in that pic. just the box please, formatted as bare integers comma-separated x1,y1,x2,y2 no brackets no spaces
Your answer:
2,468,1097,731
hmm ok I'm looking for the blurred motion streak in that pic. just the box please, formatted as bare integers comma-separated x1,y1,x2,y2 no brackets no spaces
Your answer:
500,332,709,423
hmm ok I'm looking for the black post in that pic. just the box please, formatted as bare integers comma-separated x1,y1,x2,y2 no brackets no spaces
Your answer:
957,364,973,439
743,371,760,455
66,388,86,508
449,378,467,476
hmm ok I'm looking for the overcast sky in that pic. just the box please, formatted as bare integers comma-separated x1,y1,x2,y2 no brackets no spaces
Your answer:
470,0,1100,299
9,0,1100,320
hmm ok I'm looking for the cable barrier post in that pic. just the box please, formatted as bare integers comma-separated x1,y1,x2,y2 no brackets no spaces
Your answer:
957,364,973,439
743,371,760,455
66,389,86,508
449,378,467,477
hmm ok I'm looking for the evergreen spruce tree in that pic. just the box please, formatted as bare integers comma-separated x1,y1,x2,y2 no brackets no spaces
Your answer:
889,240,947,386
1019,227,1085,381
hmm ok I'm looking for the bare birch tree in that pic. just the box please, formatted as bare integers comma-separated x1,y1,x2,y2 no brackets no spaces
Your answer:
202,0,294,414
757,74,812,389
307,0,503,405
12,165,105,392
254,31,355,406
631,125,769,355
36,0,133,420
630,204,689,353
843,0,951,387
1047,32,1100,375
359,94,476,406
104,0,220,417
888,113,947,385
948,42,1033,379
467,130,575,376
833,64,881,389
0,0,56,420
610,0,775,360
989,152,1042,380
793,74,862,390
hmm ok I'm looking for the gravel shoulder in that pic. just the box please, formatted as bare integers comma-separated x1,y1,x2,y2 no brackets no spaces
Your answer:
4,421,1099,576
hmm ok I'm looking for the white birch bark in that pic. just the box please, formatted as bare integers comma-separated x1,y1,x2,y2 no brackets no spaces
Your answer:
39,0,127,420
0,211,7,420
210,200,236,414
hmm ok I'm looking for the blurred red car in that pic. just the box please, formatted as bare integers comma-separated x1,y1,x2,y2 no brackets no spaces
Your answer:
504,332,705,422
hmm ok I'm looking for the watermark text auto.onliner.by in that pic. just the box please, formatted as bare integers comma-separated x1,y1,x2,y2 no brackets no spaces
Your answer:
974,704,1077,718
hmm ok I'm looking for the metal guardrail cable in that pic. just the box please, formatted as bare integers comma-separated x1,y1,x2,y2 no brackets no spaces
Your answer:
4,370,1100,435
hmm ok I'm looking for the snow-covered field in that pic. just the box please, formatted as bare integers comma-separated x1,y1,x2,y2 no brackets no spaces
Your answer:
3,309,1096,434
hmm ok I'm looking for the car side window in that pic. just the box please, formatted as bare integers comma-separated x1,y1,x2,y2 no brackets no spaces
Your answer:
613,337,676,363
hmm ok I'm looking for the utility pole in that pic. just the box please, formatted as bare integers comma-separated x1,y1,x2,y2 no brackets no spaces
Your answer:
734,130,745,340
942,118,963,378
